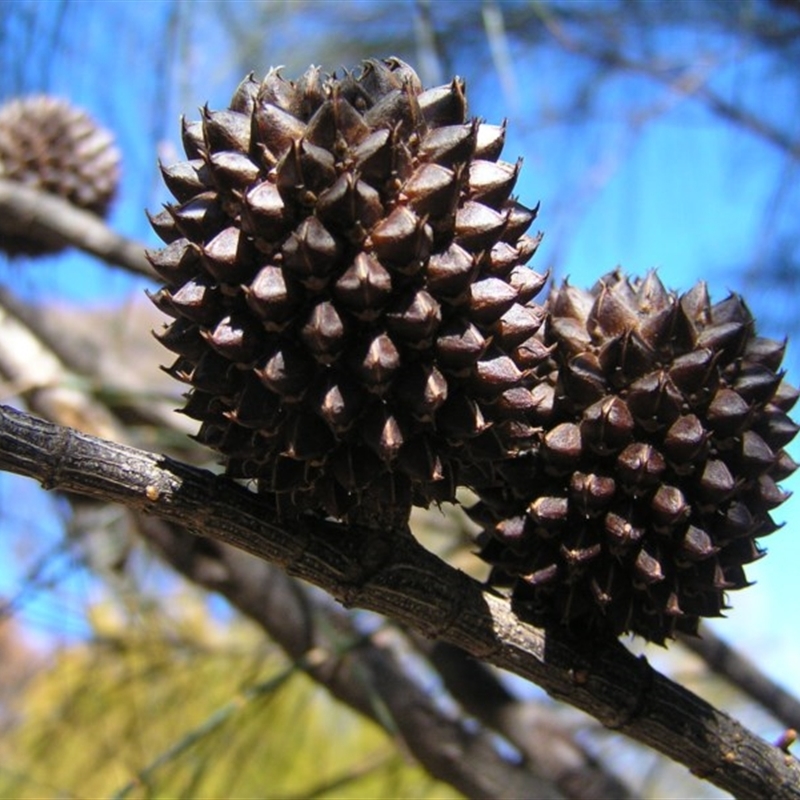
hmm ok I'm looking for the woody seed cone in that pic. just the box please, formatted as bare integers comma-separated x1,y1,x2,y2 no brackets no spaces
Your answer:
149,59,548,522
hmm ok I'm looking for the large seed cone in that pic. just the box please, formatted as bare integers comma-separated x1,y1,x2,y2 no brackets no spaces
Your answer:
476,270,798,643
149,59,547,522
0,95,120,256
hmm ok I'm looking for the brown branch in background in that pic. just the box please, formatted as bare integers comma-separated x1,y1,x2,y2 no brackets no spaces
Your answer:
418,639,632,799
0,300,121,440
0,287,189,438
680,627,800,733
0,405,798,800
138,518,559,800
412,0,445,85
0,179,157,280
770,0,800,19
481,1,519,113
0,286,109,380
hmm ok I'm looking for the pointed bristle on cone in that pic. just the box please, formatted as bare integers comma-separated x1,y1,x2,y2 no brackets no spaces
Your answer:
150,58,548,521
475,269,798,644
0,95,120,256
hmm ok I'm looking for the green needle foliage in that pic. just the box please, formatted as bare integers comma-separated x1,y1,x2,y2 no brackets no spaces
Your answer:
0,594,459,800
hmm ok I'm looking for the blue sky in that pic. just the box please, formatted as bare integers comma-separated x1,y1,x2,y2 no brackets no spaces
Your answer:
0,0,798,699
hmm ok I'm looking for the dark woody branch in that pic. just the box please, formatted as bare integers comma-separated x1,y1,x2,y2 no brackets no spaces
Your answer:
0,403,798,800
0,179,156,280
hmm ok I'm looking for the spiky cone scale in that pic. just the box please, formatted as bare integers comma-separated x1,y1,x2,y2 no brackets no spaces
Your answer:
476,269,799,644
150,59,547,523
0,95,120,256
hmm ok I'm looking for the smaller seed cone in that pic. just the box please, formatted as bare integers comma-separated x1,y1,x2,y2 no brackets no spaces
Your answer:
0,95,120,256
476,270,798,644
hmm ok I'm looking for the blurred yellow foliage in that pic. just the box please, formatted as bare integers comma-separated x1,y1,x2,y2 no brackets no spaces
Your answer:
0,592,461,799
